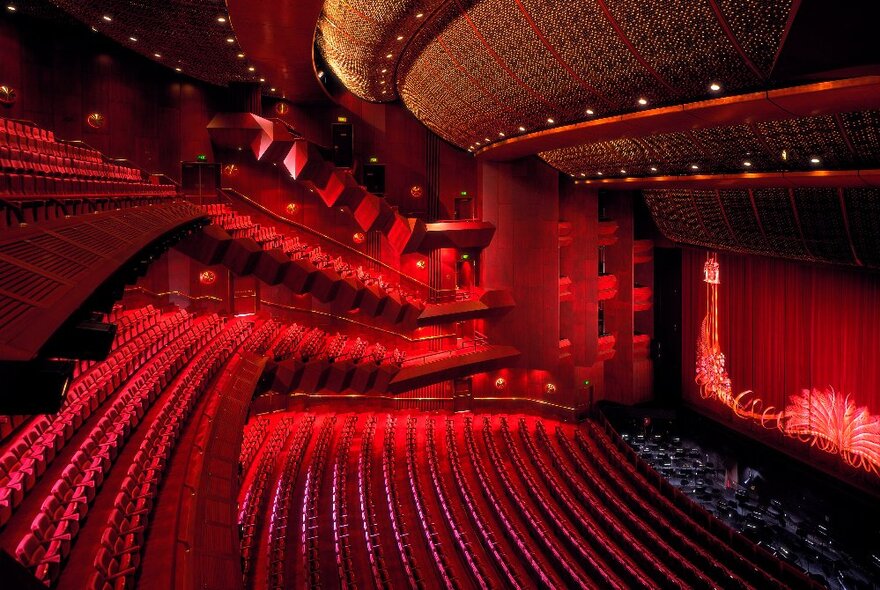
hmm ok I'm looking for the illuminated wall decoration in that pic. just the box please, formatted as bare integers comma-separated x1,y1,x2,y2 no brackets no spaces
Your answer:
87,112,106,129
199,270,218,285
696,252,880,476
352,232,366,244
0,85,16,106
494,377,507,390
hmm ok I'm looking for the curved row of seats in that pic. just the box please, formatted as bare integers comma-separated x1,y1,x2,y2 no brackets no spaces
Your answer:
15,315,225,585
238,416,294,581
232,412,820,590
0,310,192,527
299,415,336,588
238,418,269,476
87,317,255,590
267,416,314,590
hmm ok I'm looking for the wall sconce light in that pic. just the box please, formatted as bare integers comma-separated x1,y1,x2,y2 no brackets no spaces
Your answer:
0,85,17,107
86,112,106,129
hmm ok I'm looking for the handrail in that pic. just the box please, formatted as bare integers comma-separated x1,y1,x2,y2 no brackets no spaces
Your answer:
150,173,181,188
217,187,436,294
401,336,490,366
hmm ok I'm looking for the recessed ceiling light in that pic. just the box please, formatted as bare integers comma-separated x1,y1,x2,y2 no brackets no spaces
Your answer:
518,126,526,132
237,53,245,58
638,98,648,106
810,157,821,164
650,166,657,172
270,87,276,92
580,173,586,177
248,66,255,72
484,137,490,142
547,118,555,124
129,36,137,42
102,15,112,21
585,108,594,115
386,53,393,58
691,164,699,170
154,53,162,58
259,78,265,82
174,67,182,72
781,149,788,161
620,169,627,174
709,82,721,92
217,16,226,23
380,80,385,84
226,37,234,43
380,68,387,73
396,35,404,41
91,26,98,32
744,161,752,167
415,12,424,18
498,132,505,137
6,5,16,12
597,172,603,176
475,141,481,145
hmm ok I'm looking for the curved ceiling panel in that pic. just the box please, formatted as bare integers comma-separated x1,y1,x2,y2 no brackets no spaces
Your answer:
644,186,880,269
540,110,880,178
45,0,257,86
317,0,796,150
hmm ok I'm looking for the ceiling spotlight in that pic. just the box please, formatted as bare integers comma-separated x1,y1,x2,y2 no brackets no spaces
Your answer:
6,5,16,12
415,12,424,18
518,126,526,132
386,53,393,58
498,132,505,137
580,173,586,177
475,141,481,146
691,164,699,170
484,137,490,142
259,78,265,82
620,169,626,174
237,53,245,58
217,16,227,23
154,53,162,58
129,36,137,42
102,14,112,21
650,166,657,172
380,80,386,84
248,66,255,72
380,68,387,73
638,97,648,106
396,35,404,41
743,161,752,167
226,37,235,43
270,87,276,92
709,82,721,92
810,157,821,164
597,172,604,176
547,118,555,124
585,108,594,115
781,149,788,161
174,67,182,72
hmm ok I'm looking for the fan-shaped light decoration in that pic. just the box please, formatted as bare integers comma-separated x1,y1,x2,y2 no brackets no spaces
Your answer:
0,85,16,106
285,202,299,215
222,164,239,177
695,252,880,477
494,377,507,390
410,185,423,198
352,232,366,244
416,259,426,270
86,112,106,129
199,270,217,285
274,101,290,115
544,383,556,395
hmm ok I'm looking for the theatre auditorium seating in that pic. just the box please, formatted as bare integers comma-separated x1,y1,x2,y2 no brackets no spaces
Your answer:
228,411,822,590
0,117,177,229
180,204,425,326
0,305,269,587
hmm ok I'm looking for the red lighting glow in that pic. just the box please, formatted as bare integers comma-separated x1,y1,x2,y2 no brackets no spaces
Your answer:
696,253,880,476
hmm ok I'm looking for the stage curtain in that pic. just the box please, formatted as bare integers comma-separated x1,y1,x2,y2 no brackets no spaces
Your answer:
682,248,880,414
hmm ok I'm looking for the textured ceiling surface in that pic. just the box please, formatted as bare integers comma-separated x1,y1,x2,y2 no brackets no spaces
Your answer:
317,0,796,151
542,110,880,178
644,187,880,269
44,0,257,86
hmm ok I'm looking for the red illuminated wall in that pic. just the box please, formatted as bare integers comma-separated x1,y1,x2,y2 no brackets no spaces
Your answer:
0,13,222,178
682,247,880,433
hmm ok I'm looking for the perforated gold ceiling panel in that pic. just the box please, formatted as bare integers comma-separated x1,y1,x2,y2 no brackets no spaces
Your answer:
316,0,796,150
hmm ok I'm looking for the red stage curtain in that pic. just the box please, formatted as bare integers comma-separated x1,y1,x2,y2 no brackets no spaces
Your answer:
682,248,880,415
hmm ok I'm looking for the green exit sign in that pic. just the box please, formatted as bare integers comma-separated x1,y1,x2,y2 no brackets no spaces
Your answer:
460,190,468,196
196,154,207,162
583,380,591,387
